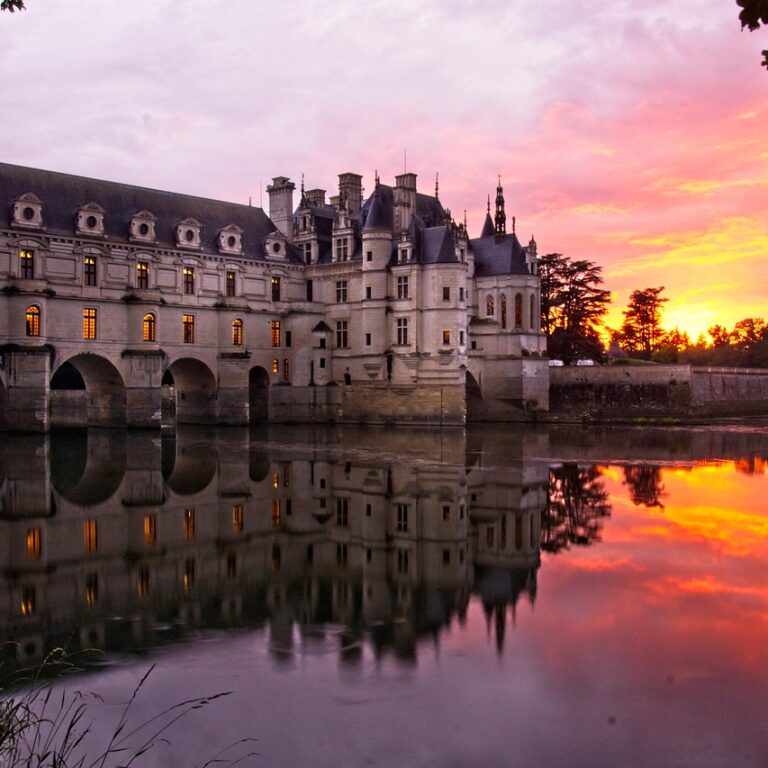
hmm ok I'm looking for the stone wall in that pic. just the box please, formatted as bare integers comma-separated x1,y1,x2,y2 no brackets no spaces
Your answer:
550,364,768,419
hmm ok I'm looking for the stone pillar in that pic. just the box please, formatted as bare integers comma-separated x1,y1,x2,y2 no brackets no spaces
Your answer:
122,349,164,428
2,346,51,432
217,353,250,425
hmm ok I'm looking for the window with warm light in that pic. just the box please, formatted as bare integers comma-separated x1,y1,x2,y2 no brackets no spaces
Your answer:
226,271,236,296
183,508,195,541
82,307,97,340
20,249,34,279
85,573,98,606
143,313,156,342
182,314,195,343
183,266,195,294
25,305,40,337
271,499,281,527
84,255,97,286
136,261,149,289
271,276,281,301
84,519,98,552
271,320,281,347
184,558,195,590
442,330,451,345
26,527,41,560
144,514,156,544
271,358,279,374
21,586,35,616
232,318,243,346
232,504,244,533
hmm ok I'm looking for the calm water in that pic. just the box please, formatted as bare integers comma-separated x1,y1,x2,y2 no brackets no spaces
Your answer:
2,423,768,767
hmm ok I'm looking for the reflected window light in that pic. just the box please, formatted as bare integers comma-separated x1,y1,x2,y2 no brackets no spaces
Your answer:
271,544,281,573
85,573,98,606
20,586,36,616
271,499,281,527
84,519,98,553
137,566,150,597
227,553,237,578
183,509,195,541
232,504,244,533
26,527,42,560
272,471,279,489
283,465,290,487
144,514,156,545
184,559,195,591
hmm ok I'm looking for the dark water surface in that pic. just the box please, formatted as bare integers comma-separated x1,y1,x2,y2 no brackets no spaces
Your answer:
2,423,768,767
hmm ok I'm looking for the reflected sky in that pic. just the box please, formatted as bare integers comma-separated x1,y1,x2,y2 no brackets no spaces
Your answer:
1,424,767,767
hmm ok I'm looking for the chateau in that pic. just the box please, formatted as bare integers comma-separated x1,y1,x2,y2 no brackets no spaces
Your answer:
0,162,548,431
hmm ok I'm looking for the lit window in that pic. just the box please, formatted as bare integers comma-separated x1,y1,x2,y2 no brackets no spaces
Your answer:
442,330,451,345
85,573,98,606
184,559,195,590
271,276,281,301
396,318,408,345
183,509,195,541
232,318,243,346
182,314,195,343
20,586,35,616
143,313,156,342
82,307,97,340
84,519,98,552
271,320,281,347
336,280,348,303
25,305,40,337
20,249,34,279
336,320,348,348
226,271,236,297
144,514,156,544
26,527,41,560
397,503,409,532
272,359,279,374
272,499,281,527
136,261,149,289
84,255,97,286
397,276,409,299
183,266,195,294
232,504,244,533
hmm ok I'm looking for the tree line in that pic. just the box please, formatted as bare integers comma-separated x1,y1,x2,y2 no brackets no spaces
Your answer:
538,253,768,367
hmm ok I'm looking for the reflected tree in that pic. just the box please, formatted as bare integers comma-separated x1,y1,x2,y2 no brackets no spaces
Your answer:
623,465,666,508
542,464,611,552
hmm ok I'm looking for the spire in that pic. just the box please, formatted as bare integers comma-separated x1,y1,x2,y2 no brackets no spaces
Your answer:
435,172,439,200
486,194,491,214
374,169,380,189
300,173,306,205
512,215,516,235
494,176,506,242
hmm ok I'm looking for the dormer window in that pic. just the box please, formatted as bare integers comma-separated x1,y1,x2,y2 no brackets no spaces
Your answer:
12,193,43,229
76,203,106,237
265,234,287,259
176,218,202,250
218,225,243,255
130,211,157,243
399,247,410,264
335,237,349,262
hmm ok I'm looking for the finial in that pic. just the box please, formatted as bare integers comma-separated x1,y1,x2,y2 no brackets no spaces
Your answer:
248,195,252,207
487,195,491,214
498,174,502,189
435,172,439,200
375,169,380,189
512,215,516,234
301,173,305,196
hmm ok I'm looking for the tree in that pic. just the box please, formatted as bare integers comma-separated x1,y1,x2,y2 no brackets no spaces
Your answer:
614,286,668,360
737,0,768,69
538,252,611,363
0,1,25,11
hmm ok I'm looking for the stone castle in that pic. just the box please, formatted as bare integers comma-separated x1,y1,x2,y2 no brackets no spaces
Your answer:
0,162,549,431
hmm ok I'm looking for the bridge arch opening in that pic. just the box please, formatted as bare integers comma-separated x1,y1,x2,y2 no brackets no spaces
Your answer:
50,354,126,427
249,366,270,423
164,358,217,424
466,369,482,421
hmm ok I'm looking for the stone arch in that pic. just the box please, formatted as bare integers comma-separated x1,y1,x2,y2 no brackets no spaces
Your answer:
249,366,270,423
164,357,218,424
529,294,537,331
50,353,126,427
51,429,126,506
465,369,482,421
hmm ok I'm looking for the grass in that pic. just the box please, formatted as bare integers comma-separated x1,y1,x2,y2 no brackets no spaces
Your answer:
0,647,257,767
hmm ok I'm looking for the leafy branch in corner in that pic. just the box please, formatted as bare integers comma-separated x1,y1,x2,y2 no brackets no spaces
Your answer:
737,0,768,68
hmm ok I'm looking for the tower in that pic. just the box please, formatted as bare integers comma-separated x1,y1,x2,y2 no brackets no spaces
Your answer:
494,177,506,242
266,176,295,240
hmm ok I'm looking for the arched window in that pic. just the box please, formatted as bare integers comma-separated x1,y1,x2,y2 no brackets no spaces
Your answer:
143,313,156,342
515,293,523,329
232,318,243,346
530,295,536,331
25,305,40,337
500,294,507,329
486,295,495,316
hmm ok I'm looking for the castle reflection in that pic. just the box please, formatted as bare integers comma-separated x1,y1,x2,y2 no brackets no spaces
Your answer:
1,426,575,667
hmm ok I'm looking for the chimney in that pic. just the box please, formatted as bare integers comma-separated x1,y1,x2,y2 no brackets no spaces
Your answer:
338,172,363,215
394,172,417,233
306,188,326,207
266,176,295,240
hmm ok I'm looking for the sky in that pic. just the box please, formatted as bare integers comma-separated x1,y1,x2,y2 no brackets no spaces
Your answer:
2,0,767,339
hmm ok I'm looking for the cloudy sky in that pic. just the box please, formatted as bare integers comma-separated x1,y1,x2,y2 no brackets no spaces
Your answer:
2,0,766,337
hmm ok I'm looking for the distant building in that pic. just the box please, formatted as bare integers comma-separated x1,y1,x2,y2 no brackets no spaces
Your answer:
0,162,548,431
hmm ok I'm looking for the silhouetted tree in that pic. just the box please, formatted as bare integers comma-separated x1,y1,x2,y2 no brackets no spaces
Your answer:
623,466,665,508
737,0,768,68
0,1,25,11
542,464,611,553
613,286,668,360
538,253,611,363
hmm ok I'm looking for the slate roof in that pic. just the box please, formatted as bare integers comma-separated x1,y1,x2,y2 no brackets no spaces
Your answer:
470,233,530,277
421,225,458,264
480,212,495,238
0,161,289,261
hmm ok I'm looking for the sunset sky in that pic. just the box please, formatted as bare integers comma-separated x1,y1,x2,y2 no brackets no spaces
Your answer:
2,0,767,339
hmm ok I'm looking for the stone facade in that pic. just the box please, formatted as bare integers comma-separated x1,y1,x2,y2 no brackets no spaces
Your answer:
0,162,549,431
